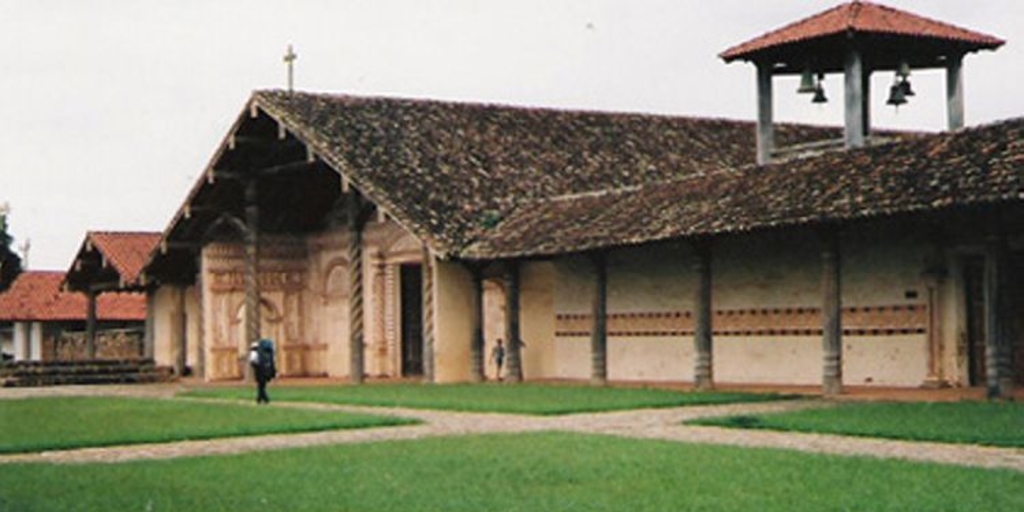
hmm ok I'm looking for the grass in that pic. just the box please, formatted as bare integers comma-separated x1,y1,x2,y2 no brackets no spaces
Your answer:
692,401,1024,447
0,396,416,454
181,382,790,415
1,432,1021,511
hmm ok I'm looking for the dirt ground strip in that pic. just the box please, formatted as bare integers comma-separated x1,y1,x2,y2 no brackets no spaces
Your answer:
1,383,1022,472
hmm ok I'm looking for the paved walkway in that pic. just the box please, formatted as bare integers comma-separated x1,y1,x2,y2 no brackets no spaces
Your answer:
2,384,1022,472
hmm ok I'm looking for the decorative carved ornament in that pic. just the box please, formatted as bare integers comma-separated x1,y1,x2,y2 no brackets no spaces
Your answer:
556,304,928,338
209,270,305,293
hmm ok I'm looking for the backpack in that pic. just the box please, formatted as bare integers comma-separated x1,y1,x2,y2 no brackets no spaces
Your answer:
256,339,277,380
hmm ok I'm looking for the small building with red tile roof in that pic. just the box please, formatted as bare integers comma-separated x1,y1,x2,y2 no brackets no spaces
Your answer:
0,271,146,362
61,231,161,360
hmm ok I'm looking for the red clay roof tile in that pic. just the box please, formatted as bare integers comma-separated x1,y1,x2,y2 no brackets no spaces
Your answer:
721,1,1004,62
0,271,145,322
85,232,162,284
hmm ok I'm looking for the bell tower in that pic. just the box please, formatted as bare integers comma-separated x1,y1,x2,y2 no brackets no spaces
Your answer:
720,1,1004,165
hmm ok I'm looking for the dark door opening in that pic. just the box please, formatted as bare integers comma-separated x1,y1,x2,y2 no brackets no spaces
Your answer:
963,257,987,386
400,264,424,377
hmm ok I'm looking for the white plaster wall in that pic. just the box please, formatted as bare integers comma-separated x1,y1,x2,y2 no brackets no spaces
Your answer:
12,322,28,361
715,337,821,385
151,285,178,370
551,224,935,387
29,322,43,361
521,262,556,379
185,285,201,372
433,259,474,383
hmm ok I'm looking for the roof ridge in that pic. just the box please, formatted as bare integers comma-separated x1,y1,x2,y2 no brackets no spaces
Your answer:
254,89,771,128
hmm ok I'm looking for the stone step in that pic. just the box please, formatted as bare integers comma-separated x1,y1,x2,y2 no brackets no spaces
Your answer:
0,360,176,387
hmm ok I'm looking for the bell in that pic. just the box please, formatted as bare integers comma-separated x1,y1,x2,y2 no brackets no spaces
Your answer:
812,83,828,104
887,82,907,107
797,68,817,94
898,77,915,97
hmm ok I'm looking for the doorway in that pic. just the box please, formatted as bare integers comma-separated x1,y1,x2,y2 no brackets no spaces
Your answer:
400,264,424,376
963,257,987,386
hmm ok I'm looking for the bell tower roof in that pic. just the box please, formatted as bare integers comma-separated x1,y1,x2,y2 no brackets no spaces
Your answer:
721,1,1004,73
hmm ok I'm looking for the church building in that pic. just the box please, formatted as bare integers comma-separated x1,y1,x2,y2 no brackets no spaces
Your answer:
137,1,1022,398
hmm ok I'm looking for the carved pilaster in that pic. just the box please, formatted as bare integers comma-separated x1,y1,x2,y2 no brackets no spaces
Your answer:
384,263,398,377
371,253,387,376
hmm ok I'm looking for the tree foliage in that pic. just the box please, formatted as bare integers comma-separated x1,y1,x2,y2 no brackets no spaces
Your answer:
0,205,23,292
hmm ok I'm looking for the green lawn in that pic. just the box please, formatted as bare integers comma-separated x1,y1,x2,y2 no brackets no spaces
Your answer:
1,432,1021,511
0,397,415,454
692,401,1024,447
182,382,790,415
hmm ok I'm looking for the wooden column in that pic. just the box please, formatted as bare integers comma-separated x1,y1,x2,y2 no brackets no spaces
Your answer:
347,190,367,384
821,229,843,395
421,246,435,383
590,252,608,386
984,233,1014,399
243,179,261,351
85,288,98,359
755,61,774,165
175,286,187,376
693,242,714,391
143,289,156,359
469,264,486,382
505,260,524,382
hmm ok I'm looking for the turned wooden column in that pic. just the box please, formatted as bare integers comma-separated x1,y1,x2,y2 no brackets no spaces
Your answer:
85,288,98,359
243,179,261,351
347,190,367,384
590,252,608,386
371,254,387,376
693,241,714,391
421,246,436,383
469,264,486,382
820,229,843,395
984,232,1014,399
505,260,524,382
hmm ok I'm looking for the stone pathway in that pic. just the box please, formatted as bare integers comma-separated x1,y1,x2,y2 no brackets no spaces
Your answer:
2,384,1022,472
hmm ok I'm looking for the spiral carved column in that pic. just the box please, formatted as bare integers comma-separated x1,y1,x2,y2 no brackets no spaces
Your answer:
421,246,435,383
348,190,366,384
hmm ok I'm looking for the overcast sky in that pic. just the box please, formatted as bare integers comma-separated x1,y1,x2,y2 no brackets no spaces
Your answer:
1,0,1021,270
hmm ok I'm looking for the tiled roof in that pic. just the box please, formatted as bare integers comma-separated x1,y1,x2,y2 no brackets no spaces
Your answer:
462,117,1024,259
85,232,162,284
721,1,1004,62
251,90,847,256
0,271,146,322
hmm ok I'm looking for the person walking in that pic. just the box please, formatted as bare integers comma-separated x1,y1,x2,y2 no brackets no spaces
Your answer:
248,339,277,404
490,338,505,381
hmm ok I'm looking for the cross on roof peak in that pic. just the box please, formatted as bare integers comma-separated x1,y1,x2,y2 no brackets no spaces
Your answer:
283,44,297,93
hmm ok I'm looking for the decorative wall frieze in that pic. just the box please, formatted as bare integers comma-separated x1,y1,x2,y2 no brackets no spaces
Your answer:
208,270,306,293
556,304,928,338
